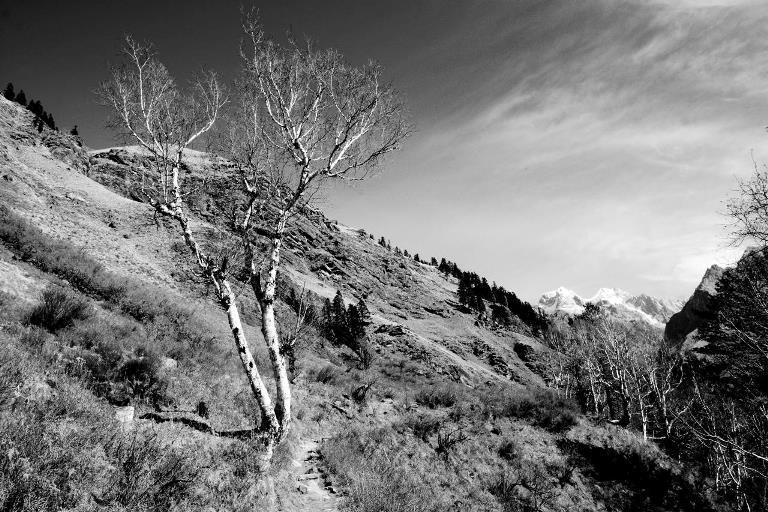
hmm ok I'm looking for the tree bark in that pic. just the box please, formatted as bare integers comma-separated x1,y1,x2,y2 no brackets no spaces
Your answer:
256,234,292,440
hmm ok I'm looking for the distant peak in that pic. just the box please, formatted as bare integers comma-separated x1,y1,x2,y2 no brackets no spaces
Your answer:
538,285,682,326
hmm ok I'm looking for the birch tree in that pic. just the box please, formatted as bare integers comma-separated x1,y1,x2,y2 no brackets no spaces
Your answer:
219,17,410,450
98,38,286,456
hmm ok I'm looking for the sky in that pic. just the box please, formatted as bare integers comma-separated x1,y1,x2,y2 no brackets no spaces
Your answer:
1,0,767,302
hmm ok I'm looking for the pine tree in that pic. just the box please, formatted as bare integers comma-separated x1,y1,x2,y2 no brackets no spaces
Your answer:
439,258,449,273
70,125,79,136
413,253,420,263
46,113,56,130
403,249,409,257
457,276,470,305
3,83,14,101
331,290,348,344
347,304,364,346
14,90,26,106
430,257,438,266
357,299,372,326
27,100,40,116
321,298,335,341
474,295,486,315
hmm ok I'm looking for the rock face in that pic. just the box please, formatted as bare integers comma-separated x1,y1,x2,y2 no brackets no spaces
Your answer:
538,287,682,326
664,265,724,345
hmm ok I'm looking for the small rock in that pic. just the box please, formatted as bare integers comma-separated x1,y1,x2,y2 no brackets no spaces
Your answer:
28,380,53,402
297,483,308,494
115,405,135,427
160,357,178,370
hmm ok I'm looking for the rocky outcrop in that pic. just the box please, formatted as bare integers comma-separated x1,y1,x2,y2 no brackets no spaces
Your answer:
664,265,723,345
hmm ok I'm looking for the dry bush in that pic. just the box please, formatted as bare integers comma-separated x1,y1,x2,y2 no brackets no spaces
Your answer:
400,413,442,442
324,427,445,512
414,384,459,409
313,364,343,385
25,285,91,333
489,458,562,512
485,386,579,434
97,430,201,510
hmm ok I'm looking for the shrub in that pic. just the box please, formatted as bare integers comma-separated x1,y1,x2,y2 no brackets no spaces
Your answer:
414,385,458,409
117,353,168,405
486,387,579,434
314,364,342,385
0,344,26,409
0,381,111,511
324,427,444,512
401,413,441,442
98,430,201,510
26,285,91,332
17,325,51,351
498,439,520,461
356,339,377,369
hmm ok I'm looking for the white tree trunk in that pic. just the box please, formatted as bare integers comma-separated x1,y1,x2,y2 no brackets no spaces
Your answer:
258,235,292,439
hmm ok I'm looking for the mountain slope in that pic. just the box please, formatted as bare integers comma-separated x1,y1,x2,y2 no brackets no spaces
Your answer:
0,96,715,511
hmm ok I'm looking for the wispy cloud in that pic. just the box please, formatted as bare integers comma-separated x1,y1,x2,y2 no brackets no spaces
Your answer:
326,0,768,300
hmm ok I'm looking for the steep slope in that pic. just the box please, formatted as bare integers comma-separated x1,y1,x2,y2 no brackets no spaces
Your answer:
664,265,724,345
1,95,542,390
538,286,682,326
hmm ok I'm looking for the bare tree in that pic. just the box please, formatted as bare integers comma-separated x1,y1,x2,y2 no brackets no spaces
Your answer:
98,37,287,458
217,16,411,451
727,159,768,246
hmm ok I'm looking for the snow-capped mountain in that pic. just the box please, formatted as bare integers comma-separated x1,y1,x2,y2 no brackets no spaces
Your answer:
537,287,684,327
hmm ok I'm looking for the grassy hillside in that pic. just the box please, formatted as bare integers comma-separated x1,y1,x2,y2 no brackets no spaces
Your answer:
0,96,716,511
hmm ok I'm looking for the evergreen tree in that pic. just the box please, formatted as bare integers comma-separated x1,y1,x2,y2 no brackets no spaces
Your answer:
439,258,449,273
14,89,26,106
70,125,79,136
403,249,409,257
331,290,348,344
474,295,486,315
347,304,364,345
378,236,386,247
430,257,438,266
413,253,420,262
321,298,335,341
3,83,14,101
27,100,41,116
457,275,470,305
46,113,56,130
356,299,372,326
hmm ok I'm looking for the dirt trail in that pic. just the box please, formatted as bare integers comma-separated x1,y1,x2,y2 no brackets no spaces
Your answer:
289,439,339,512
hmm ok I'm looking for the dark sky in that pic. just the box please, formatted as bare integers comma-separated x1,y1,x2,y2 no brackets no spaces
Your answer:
0,0,465,147
2,0,766,301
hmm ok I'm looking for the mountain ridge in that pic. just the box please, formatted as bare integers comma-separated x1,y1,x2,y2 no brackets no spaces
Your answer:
538,286,684,326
